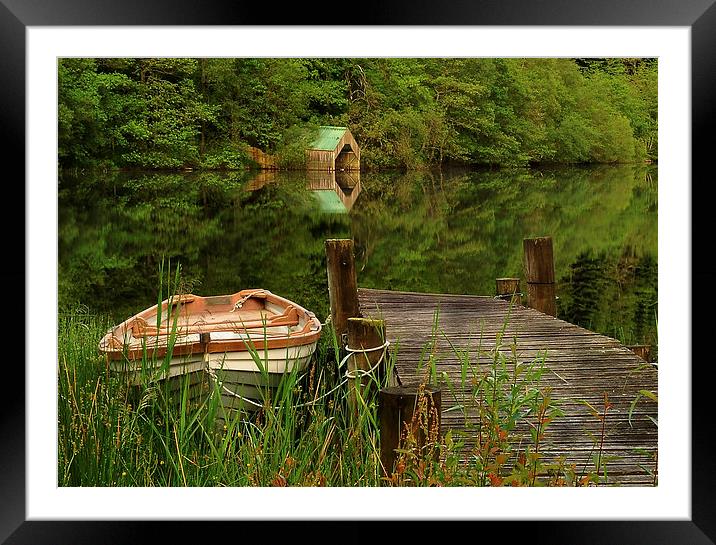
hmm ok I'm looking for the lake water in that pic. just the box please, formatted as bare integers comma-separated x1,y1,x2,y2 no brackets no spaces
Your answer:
58,165,657,347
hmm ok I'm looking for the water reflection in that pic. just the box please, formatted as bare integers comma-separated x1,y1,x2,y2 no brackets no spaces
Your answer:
58,165,656,346
246,169,362,213
307,170,362,213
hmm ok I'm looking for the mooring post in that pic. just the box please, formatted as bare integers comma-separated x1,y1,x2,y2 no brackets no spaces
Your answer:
378,385,441,482
627,344,652,362
496,277,522,306
325,239,361,343
346,317,386,416
523,236,557,317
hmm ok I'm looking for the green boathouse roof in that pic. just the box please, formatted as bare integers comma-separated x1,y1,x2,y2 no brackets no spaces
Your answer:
310,126,349,151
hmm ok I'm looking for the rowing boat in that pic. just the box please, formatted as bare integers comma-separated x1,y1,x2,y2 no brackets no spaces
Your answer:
98,289,322,415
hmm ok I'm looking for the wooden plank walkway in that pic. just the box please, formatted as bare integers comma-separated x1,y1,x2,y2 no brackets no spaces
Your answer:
358,288,658,486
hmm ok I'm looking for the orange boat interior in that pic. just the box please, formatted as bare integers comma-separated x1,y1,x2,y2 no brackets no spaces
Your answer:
101,290,321,355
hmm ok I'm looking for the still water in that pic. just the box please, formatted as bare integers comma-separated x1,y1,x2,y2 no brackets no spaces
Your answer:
58,165,657,347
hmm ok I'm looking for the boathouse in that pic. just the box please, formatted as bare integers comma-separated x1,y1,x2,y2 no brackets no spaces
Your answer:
306,126,360,171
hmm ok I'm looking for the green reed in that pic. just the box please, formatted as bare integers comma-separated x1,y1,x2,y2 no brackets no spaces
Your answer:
58,268,636,487
58,278,391,486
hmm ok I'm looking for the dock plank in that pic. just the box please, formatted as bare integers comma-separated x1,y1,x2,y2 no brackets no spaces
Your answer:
357,288,658,486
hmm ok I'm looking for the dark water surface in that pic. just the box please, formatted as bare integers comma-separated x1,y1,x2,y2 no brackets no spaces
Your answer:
58,165,657,348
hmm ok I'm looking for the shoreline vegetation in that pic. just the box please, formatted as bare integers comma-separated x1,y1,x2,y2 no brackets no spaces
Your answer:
61,158,657,176
59,58,657,172
59,268,656,487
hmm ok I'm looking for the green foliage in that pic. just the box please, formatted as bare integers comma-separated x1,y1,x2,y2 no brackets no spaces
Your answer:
114,59,219,169
59,58,217,169
576,58,658,161
58,57,658,170
58,58,133,169
274,125,320,169
198,143,249,170
348,58,655,168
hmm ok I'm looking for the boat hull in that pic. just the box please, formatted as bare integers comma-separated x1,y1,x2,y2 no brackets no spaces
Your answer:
108,352,206,382
99,289,323,420
108,354,210,409
207,342,317,419
108,342,318,419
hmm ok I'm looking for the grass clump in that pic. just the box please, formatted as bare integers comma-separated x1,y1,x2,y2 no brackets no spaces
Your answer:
58,304,388,486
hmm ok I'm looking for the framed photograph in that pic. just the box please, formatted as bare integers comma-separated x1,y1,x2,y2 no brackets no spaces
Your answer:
5,0,711,543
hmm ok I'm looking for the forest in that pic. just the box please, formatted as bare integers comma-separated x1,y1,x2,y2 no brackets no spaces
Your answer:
58,57,657,171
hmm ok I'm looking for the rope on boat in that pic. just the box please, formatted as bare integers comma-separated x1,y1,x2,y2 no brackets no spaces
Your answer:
231,289,269,312
203,340,391,411
204,367,266,409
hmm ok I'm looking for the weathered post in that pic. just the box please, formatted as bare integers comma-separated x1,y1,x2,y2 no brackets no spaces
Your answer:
325,239,361,342
523,236,557,317
627,344,652,362
346,317,386,415
378,385,441,482
496,277,522,306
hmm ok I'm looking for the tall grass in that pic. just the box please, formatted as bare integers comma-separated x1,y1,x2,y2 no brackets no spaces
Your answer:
58,271,630,487
58,257,392,486
58,303,391,486
384,303,572,487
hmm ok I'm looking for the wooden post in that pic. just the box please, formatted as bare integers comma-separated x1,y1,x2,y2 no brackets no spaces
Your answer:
496,277,522,306
523,236,557,317
627,344,651,362
378,385,441,481
325,239,360,342
346,317,386,415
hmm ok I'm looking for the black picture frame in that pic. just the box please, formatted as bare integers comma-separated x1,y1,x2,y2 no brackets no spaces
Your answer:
3,1,712,543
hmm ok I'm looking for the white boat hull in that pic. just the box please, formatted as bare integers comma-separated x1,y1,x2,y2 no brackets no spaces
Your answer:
108,354,209,409
109,342,318,418
206,342,317,416
109,352,206,382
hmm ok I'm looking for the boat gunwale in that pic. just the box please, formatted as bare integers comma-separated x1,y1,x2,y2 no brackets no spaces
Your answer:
98,289,322,361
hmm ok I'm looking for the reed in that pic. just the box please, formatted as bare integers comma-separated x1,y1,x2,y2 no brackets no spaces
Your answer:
385,301,568,486
58,300,388,486
58,266,638,487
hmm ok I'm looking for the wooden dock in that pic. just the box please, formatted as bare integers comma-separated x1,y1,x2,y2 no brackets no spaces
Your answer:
357,287,658,486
